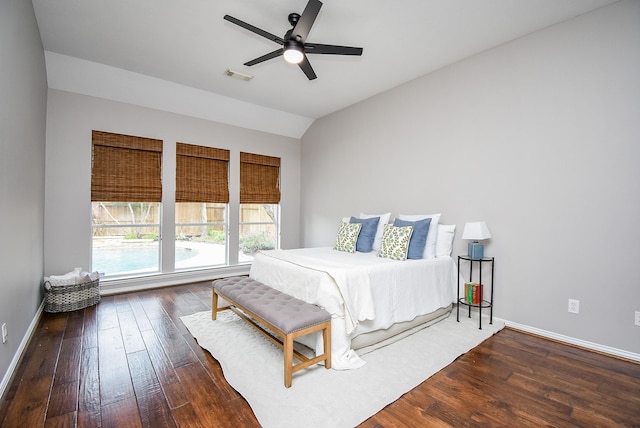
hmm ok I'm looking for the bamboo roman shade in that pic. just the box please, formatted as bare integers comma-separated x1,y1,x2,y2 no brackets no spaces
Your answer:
240,152,281,204
91,130,163,202
176,143,230,203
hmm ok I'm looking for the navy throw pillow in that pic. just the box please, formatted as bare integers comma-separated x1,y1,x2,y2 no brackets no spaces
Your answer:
350,216,380,253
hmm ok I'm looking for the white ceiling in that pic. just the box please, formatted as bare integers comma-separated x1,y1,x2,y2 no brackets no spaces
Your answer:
32,0,618,137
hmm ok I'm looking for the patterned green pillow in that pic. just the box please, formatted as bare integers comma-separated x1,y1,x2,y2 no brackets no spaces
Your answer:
334,221,362,253
377,224,414,260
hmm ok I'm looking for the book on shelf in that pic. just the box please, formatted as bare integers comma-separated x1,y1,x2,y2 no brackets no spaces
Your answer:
465,282,474,304
465,282,484,304
473,283,484,304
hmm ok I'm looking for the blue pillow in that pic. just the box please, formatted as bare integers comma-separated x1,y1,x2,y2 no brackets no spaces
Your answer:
350,216,380,253
393,217,431,259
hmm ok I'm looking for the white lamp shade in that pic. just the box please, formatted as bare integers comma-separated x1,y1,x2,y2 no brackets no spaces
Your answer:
462,222,492,241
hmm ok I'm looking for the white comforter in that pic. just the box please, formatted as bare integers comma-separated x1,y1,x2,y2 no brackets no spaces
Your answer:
249,247,456,369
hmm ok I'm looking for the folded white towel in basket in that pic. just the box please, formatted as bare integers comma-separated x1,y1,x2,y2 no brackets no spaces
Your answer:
45,268,99,288
47,270,79,282
79,271,100,283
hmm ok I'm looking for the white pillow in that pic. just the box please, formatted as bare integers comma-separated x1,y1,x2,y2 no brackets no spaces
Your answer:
436,224,456,258
397,213,441,259
359,212,391,251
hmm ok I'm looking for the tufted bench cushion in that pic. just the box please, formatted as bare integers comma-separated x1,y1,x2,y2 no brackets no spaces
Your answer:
212,276,331,387
214,276,330,334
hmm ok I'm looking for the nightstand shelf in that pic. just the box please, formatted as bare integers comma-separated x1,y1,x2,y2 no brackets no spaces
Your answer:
456,255,494,329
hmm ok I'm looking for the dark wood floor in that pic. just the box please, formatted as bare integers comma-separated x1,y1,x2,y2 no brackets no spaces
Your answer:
1,282,639,427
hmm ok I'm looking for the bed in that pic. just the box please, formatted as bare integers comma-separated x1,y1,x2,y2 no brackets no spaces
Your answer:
249,236,457,369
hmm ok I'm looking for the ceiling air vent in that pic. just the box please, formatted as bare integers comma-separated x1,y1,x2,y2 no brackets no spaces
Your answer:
225,69,253,81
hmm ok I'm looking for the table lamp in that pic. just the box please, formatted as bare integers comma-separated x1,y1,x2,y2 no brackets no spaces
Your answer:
462,222,491,259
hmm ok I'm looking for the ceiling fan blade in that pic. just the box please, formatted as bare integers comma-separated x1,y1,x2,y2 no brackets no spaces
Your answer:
298,55,317,80
223,15,284,44
244,49,284,66
291,0,322,42
304,43,363,56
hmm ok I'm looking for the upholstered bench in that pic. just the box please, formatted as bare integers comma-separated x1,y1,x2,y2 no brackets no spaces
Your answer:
212,276,331,388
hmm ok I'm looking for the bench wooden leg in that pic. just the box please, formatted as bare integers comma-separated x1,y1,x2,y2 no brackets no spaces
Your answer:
212,290,218,320
284,334,294,388
323,322,331,369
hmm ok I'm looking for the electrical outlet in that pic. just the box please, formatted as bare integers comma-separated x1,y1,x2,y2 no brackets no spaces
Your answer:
568,299,580,314
2,323,7,343
635,311,640,327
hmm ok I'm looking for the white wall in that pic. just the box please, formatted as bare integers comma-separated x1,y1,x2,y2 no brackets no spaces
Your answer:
44,90,301,290
301,1,640,355
0,0,48,392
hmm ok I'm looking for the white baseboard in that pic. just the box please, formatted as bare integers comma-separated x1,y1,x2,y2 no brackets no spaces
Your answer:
499,318,640,363
0,300,45,402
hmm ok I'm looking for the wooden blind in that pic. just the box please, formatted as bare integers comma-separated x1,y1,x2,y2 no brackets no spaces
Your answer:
240,152,281,204
176,143,230,203
91,130,163,202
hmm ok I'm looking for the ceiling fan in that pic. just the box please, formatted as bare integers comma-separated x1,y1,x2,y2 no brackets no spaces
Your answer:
223,0,363,80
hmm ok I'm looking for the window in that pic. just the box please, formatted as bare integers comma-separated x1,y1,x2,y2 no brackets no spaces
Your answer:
91,130,163,277
175,143,230,269
239,152,280,262
238,204,279,262
91,202,161,275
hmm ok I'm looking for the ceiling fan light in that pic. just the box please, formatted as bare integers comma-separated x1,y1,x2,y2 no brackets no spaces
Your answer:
283,41,304,64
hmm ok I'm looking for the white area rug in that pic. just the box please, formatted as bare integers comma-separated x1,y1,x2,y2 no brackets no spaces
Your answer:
181,310,504,428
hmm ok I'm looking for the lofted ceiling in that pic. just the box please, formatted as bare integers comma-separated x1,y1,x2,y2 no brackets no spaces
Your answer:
32,0,618,137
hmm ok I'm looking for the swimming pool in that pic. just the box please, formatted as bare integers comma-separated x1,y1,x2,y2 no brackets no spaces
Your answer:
92,246,197,275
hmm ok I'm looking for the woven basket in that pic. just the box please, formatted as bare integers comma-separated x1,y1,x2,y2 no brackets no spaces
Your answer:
44,277,101,313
